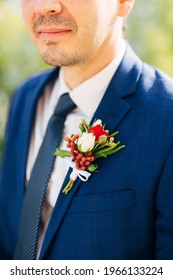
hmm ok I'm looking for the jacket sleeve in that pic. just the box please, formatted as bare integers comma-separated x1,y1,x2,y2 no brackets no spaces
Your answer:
155,145,173,259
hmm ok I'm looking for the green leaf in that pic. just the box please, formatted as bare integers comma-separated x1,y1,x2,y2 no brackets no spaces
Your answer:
54,149,71,158
94,143,116,156
79,119,90,132
87,164,98,172
108,131,119,138
94,144,125,159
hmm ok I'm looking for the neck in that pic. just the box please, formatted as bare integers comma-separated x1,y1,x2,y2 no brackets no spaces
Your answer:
62,34,124,90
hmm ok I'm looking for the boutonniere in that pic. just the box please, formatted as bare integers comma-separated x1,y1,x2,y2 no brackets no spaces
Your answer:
54,119,125,194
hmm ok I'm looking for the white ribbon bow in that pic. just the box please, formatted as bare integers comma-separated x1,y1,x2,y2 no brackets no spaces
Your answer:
66,159,91,182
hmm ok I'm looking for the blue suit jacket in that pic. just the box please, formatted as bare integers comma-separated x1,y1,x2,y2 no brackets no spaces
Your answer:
1,45,173,260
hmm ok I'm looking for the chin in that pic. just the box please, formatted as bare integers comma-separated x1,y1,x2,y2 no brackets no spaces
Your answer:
41,51,85,67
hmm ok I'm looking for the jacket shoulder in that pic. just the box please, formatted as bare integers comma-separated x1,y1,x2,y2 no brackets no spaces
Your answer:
10,67,59,114
14,67,59,98
140,63,173,99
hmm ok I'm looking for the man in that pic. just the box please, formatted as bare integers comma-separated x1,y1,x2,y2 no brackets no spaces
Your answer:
0,0,173,260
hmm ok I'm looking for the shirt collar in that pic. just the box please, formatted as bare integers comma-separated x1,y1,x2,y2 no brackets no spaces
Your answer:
51,40,126,118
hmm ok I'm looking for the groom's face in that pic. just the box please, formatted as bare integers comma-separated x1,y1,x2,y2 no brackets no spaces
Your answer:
21,0,133,67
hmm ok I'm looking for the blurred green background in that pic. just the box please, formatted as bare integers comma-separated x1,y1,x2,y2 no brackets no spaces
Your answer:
0,0,173,162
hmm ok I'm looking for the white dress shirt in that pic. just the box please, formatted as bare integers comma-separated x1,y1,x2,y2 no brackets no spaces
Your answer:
26,41,126,257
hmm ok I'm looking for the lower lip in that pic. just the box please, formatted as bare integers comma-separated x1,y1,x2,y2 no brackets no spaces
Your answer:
38,30,71,39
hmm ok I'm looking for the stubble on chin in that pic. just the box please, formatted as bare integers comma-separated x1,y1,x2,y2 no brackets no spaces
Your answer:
40,46,89,67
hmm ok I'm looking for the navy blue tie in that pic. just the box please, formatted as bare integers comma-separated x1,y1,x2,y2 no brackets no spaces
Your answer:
14,93,76,260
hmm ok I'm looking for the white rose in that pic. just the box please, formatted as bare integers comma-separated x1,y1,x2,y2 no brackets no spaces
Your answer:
77,133,95,153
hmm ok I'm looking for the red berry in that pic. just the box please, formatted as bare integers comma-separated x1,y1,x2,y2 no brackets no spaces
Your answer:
81,166,86,171
70,142,75,147
90,156,95,162
71,135,76,142
64,136,70,142
78,153,83,159
75,165,80,170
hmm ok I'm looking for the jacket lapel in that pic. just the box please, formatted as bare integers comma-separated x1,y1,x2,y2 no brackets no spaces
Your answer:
39,44,143,259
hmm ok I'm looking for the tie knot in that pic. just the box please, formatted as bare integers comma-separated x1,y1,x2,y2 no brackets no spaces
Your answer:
54,93,76,118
